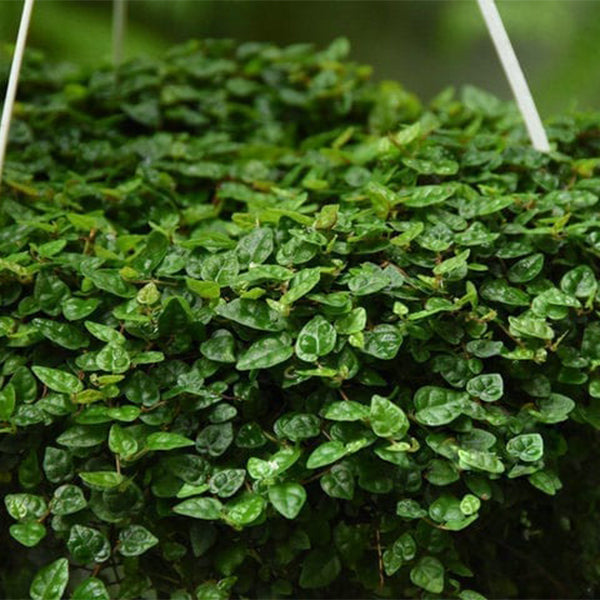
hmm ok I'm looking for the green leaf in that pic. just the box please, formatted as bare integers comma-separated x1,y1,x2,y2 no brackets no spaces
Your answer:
84,321,126,344
67,524,111,563
507,253,544,283
186,278,221,299
401,184,455,208
146,432,195,451
62,297,101,321
236,227,274,267
236,333,293,370
51,484,87,516
509,315,554,340
0,383,16,420
295,315,337,362
30,559,69,600
274,413,321,442
561,265,597,298
32,366,83,394
347,263,390,296
361,324,403,359
268,482,307,519
280,268,321,305
582,322,600,361
118,525,159,556
396,499,427,519
335,307,367,334
225,493,266,527
109,424,139,458
299,549,341,589
216,298,286,331
200,329,236,363
506,433,544,462
173,497,223,520
369,395,409,438
320,464,354,500
32,318,89,349
466,373,503,402
5,493,48,520
209,469,246,498
96,343,131,373
80,471,124,489
458,449,505,474
71,578,110,600
410,556,445,594
414,386,467,426
10,521,47,547
321,401,369,422
306,441,347,469
89,269,137,298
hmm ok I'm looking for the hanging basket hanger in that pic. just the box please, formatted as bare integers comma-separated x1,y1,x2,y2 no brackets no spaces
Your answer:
477,0,550,152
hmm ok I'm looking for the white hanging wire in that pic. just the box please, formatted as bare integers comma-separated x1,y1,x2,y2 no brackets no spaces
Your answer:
477,0,550,152
113,0,127,66
0,0,35,190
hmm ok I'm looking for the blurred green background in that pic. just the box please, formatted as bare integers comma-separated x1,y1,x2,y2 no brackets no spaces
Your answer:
1,0,599,116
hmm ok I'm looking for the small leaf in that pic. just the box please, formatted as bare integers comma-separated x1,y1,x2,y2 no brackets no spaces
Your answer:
506,433,544,462
32,366,83,394
118,525,159,556
295,315,337,362
51,484,87,516
10,521,46,547
369,395,409,438
268,482,307,519
67,524,111,563
306,441,347,469
466,373,504,402
173,497,223,520
321,401,369,422
225,493,265,526
80,471,124,489
236,333,293,371
146,432,195,451
29,558,69,600
71,578,109,600
321,464,354,500
410,556,445,594
299,549,341,589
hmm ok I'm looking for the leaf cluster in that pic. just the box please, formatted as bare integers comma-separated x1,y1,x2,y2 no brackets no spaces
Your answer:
1,38,600,600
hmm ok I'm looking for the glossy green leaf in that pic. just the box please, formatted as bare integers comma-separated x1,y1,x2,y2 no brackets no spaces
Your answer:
268,482,307,519
30,558,69,600
306,441,347,469
236,333,293,370
32,366,83,394
71,578,110,600
146,432,195,451
173,497,223,520
410,556,445,594
10,521,47,547
118,525,159,556
506,433,544,462
67,524,111,563
369,395,409,438
295,315,337,362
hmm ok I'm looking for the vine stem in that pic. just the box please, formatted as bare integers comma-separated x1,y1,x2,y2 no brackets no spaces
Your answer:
0,0,35,190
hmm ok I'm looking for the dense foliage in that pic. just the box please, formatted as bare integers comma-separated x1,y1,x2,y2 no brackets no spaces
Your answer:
1,39,600,600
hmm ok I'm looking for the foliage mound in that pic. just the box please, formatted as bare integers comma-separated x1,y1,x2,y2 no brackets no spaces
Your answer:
1,38,600,600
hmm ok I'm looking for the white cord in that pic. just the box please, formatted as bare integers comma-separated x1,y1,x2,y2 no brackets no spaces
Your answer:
113,0,127,66
477,0,550,152
0,0,35,190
